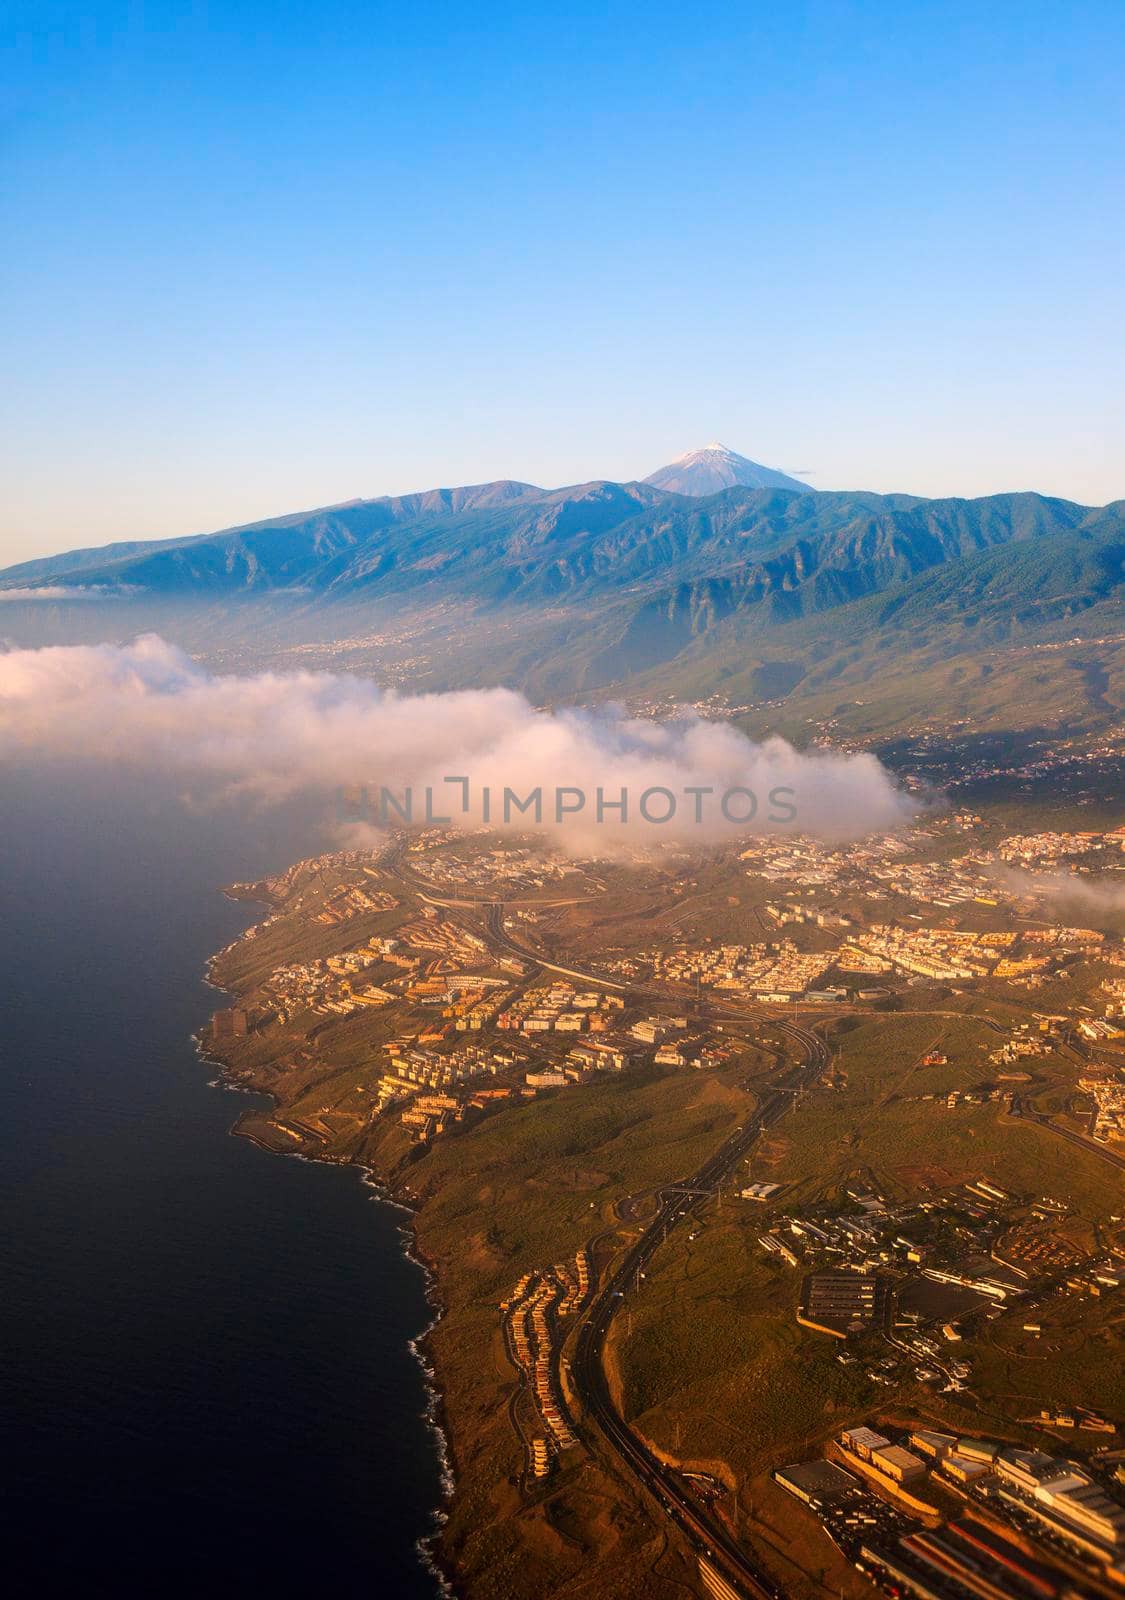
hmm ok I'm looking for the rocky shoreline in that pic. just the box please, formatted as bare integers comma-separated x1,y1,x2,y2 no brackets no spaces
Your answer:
197,900,458,1600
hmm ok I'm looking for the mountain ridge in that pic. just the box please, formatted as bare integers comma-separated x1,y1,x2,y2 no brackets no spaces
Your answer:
11,481,1118,604
1,473,1121,742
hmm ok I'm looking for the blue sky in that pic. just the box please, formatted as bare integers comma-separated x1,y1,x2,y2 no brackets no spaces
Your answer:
3,0,1123,562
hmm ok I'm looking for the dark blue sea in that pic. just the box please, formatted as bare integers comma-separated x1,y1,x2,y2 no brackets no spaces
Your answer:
0,770,445,1595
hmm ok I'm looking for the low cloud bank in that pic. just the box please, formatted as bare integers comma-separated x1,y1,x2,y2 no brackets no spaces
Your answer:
0,636,914,849
0,584,134,602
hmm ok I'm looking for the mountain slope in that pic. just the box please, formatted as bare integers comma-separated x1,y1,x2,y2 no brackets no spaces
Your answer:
0,479,547,594
8,483,1116,617
1,477,1121,740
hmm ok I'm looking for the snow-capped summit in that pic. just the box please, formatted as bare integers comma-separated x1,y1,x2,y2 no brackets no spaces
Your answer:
643,443,807,496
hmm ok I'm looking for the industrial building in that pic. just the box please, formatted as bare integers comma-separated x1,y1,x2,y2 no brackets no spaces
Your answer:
799,1272,878,1337
774,1459,865,1510
870,1444,928,1485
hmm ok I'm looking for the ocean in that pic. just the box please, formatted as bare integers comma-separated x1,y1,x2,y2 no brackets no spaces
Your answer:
0,769,445,1594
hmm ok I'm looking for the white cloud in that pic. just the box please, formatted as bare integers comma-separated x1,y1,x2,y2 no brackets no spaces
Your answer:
0,635,915,849
993,865,1125,926
0,584,134,601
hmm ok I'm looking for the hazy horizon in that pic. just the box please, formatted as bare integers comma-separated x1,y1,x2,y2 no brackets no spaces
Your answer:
5,438,1125,573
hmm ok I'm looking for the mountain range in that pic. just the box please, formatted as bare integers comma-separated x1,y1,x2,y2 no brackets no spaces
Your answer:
2,449,1121,745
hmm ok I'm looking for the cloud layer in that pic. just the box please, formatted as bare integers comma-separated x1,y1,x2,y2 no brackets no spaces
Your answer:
0,635,914,848
0,584,133,602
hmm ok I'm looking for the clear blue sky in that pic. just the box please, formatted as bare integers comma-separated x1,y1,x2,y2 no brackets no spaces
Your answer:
3,0,1123,563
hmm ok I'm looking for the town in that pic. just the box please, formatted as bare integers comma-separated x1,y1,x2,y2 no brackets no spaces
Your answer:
203,817,1124,1600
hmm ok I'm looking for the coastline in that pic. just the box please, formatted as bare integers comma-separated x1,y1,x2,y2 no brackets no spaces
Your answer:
197,905,458,1600
358,1168,456,1598
189,852,792,1600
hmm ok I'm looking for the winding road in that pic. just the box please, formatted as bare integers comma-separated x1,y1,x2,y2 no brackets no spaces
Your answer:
1009,1094,1125,1173
566,1019,829,1600
476,882,831,1599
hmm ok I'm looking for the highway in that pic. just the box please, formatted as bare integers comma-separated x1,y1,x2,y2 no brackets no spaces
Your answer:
379,837,1120,1596
469,889,834,1598
382,846,834,1595
1009,1095,1125,1173
568,1016,829,1600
